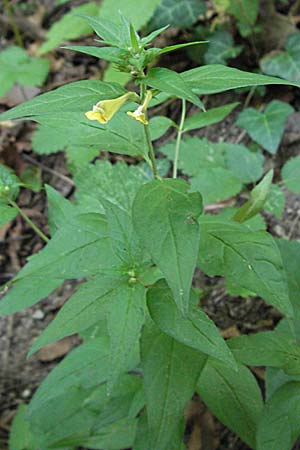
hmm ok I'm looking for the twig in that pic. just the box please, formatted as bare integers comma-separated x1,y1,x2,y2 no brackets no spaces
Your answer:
22,154,75,186
2,0,23,47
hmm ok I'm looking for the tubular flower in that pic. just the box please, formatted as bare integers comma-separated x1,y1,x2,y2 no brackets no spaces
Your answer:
85,92,139,124
127,90,152,125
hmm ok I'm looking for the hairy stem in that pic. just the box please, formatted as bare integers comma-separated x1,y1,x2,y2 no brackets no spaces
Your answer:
9,200,49,243
3,0,23,47
173,99,186,179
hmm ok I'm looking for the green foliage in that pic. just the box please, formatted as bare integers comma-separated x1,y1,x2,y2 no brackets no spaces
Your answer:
148,0,206,29
236,100,294,154
260,33,300,83
264,184,285,218
204,30,242,65
0,46,49,97
227,0,259,36
281,156,300,193
1,18,299,450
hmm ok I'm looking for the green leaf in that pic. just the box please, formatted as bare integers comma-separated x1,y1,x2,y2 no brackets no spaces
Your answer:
154,41,207,57
149,0,206,29
82,418,138,449
0,214,117,315
141,322,206,450
228,331,300,375
76,14,123,46
222,143,264,184
236,101,294,153
264,184,285,218
197,358,263,448
234,170,273,222
149,116,175,140
182,64,300,95
198,218,293,316
9,405,39,450
256,382,300,450
147,279,236,367
260,33,300,83
0,46,49,97
282,156,300,193
38,3,100,55
0,164,20,202
277,239,300,310
133,179,202,315
45,185,78,235
227,0,259,36
107,283,146,389
63,45,126,64
0,204,18,227
0,80,125,121
100,0,162,30
144,67,205,109
20,166,42,193
204,30,242,65
183,102,239,132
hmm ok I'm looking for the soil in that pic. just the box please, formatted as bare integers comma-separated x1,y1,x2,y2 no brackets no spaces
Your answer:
1,1,300,449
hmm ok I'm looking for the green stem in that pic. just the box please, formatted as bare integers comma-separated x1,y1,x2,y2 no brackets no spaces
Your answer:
173,99,186,179
9,200,49,243
144,124,159,179
3,0,23,48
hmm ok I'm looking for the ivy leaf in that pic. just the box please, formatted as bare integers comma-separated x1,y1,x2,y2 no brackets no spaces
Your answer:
38,3,100,55
147,279,236,367
198,218,293,317
183,102,239,132
0,213,118,315
227,0,259,36
197,358,263,448
260,33,300,83
256,382,300,450
264,184,285,218
0,46,49,98
204,30,242,65
148,0,206,29
182,64,299,95
236,101,294,154
281,156,300,193
141,321,206,450
144,67,205,110
133,179,202,315
234,170,273,222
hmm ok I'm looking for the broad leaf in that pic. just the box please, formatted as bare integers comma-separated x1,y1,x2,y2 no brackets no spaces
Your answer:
144,67,204,109
234,170,273,222
228,0,259,36
222,143,264,184
149,0,206,29
236,100,294,154
0,213,117,315
264,184,285,218
204,30,242,65
147,279,236,367
260,33,300,83
182,64,299,95
141,322,206,450
256,382,300,450
197,358,263,448
281,156,300,193
133,179,202,315
228,331,300,375
45,185,78,235
183,102,239,132
38,3,100,55
0,46,49,97
9,405,39,450
198,218,293,316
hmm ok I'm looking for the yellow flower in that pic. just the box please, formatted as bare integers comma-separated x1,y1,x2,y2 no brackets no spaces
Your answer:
85,92,138,124
127,90,152,125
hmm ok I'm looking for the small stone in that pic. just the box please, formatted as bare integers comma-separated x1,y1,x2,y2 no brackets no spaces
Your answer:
32,310,44,320
22,389,31,398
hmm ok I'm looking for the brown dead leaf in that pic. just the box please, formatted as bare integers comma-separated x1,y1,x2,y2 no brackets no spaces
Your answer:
186,399,219,450
221,325,240,339
37,337,74,362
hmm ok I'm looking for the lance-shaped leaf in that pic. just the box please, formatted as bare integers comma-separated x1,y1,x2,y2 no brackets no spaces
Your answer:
197,358,263,448
0,80,125,121
76,14,123,46
144,67,205,110
133,179,202,315
183,102,239,132
236,101,294,154
0,213,117,315
256,382,300,450
198,218,293,317
107,283,146,390
147,279,236,368
234,170,273,222
141,322,206,450
182,64,299,95
63,45,126,63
